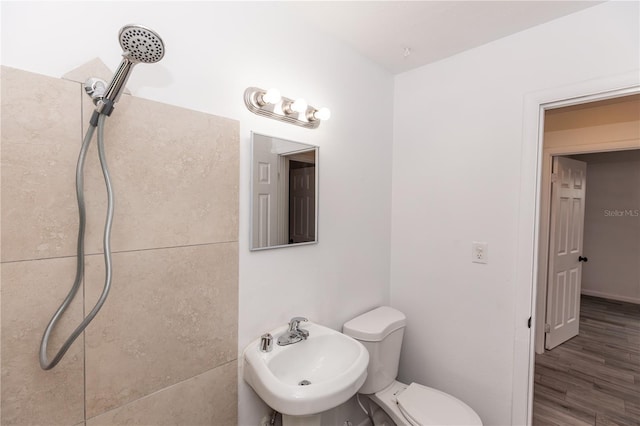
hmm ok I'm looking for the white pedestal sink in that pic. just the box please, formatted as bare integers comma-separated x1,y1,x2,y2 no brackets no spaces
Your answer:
243,321,369,426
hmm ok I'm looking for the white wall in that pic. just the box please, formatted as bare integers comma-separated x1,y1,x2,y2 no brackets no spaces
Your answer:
1,3,393,424
579,151,640,303
391,2,639,425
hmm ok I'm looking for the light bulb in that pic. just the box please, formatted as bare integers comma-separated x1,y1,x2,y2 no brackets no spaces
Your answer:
262,88,281,105
291,98,308,113
314,107,331,121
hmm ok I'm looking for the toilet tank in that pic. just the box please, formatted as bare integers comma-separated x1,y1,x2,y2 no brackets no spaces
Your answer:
343,306,406,394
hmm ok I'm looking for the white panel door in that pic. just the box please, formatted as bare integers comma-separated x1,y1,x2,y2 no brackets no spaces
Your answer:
545,156,587,350
252,142,278,248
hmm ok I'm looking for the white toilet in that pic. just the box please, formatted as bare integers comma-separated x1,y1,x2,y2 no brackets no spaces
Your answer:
343,306,482,426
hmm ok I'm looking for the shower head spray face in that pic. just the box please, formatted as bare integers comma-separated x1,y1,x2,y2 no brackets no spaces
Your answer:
119,25,165,64
99,24,165,114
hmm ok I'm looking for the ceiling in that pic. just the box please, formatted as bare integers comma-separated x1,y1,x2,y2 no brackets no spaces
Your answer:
283,1,605,74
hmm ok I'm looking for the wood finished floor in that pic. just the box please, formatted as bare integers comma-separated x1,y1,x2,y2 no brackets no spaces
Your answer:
533,295,640,426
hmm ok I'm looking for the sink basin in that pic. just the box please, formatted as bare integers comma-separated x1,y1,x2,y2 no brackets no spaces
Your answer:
243,321,369,417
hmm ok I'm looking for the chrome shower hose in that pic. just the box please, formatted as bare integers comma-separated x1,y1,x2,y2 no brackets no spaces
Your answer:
39,113,114,370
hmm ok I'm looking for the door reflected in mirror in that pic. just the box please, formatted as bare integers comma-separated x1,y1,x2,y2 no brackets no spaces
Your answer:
250,132,318,250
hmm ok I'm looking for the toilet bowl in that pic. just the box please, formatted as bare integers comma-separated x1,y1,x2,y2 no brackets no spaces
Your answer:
367,380,482,426
343,307,482,426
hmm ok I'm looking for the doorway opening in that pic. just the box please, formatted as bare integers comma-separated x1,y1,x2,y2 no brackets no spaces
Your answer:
514,71,640,426
534,94,640,353
531,95,640,424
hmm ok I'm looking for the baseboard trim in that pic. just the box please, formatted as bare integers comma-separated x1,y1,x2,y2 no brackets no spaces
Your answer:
581,289,640,305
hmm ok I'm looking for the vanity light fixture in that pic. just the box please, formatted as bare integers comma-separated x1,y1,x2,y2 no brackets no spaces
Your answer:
244,86,331,129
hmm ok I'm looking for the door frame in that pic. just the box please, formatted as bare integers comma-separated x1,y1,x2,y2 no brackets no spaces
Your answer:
511,70,640,426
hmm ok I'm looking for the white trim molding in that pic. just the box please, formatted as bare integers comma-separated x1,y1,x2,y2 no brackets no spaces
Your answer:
512,69,640,426
581,289,640,305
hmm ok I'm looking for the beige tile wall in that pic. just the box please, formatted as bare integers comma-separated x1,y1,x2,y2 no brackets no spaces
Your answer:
84,244,238,417
80,93,239,255
1,66,239,425
86,361,237,426
1,66,82,263
1,257,84,425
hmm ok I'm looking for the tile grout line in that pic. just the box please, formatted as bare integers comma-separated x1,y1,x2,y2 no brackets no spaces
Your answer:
0,239,240,265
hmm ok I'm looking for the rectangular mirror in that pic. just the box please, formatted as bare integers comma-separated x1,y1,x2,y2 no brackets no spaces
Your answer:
250,132,318,250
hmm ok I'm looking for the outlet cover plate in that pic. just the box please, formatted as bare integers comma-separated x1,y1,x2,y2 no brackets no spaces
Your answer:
472,242,488,264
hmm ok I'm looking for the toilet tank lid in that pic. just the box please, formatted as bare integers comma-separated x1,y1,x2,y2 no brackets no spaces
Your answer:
343,306,406,341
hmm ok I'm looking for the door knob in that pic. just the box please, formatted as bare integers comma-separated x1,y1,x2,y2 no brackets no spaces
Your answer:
578,256,588,262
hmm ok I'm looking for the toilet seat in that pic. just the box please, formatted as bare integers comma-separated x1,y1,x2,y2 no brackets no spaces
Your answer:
396,383,482,426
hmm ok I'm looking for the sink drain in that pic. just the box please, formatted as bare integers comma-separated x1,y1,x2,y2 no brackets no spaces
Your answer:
298,380,311,386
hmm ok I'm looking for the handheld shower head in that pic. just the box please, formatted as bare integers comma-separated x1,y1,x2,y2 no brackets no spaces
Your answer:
119,24,165,64
99,24,165,114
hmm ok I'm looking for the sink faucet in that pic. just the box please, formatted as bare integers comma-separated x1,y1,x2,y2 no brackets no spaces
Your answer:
277,317,309,346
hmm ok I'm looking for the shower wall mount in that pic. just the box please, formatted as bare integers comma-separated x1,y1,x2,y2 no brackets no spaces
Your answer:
244,87,331,129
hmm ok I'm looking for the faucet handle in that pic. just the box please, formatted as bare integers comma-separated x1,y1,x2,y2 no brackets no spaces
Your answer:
259,333,273,352
288,317,308,332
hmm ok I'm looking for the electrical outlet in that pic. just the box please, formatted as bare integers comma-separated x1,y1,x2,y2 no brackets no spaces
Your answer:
472,242,488,264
